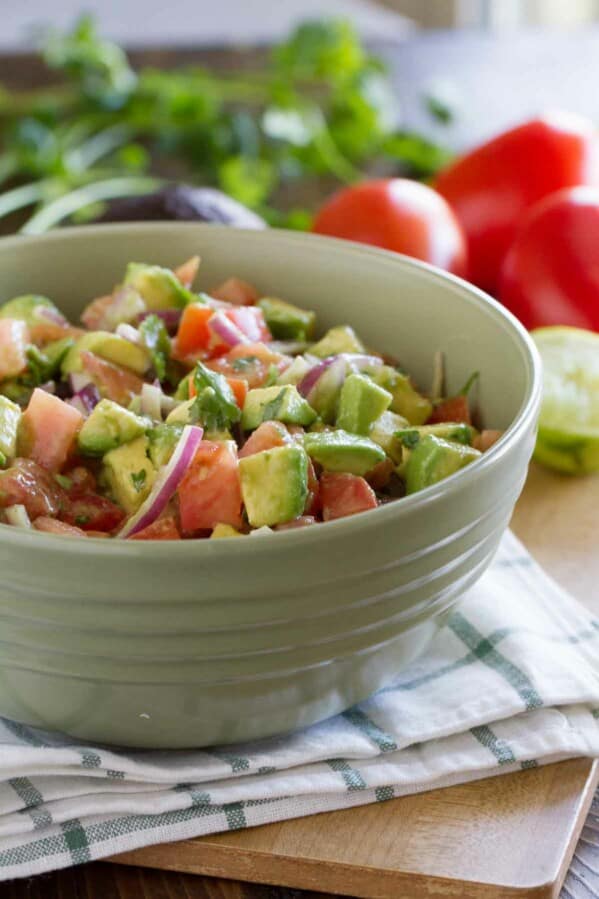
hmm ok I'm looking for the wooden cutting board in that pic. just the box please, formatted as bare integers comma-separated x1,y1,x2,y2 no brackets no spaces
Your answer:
108,464,599,898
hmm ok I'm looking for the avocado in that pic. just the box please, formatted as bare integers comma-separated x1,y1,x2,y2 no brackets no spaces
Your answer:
276,355,312,386
241,386,317,431
405,435,481,495
0,396,21,466
211,523,244,538
0,295,63,327
310,325,365,359
370,410,409,463
396,423,475,450
374,366,432,425
124,263,194,310
239,445,308,527
303,429,385,476
78,400,148,456
102,436,156,514
258,297,316,341
165,398,194,425
147,423,184,468
61,332,149,376
336,373,392,436
26,336,75,383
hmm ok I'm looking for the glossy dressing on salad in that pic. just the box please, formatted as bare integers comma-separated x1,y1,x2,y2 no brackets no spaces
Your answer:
0,257,501,540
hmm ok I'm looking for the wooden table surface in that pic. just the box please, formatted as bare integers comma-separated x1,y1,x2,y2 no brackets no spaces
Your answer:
1,25,599,899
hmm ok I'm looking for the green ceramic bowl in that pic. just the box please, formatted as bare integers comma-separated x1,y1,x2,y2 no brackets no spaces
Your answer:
0,224,541,748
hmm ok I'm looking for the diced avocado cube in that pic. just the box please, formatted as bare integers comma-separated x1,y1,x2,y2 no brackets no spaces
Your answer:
124,263,194,310
396,422,475,451
166,398,194,425
336,373,392,436
102,436,155,514
258,297,316,341
405,435,481,495
276,355,312,386
147,423,184,468
374,366,432,425
26,337,75,385
211,523,244,538
370,410,409,463
310,325,365,358
61,332,149,376
303,429,385,476
0,295,63,327
242,386,317,431
0,396,21,466
78,400,148,456
240,445,308,527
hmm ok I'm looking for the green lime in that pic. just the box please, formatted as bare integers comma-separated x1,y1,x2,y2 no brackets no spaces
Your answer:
532,327,599,475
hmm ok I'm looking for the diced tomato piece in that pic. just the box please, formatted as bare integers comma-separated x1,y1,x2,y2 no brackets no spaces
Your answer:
130,516,181,540
225,307,271,343
81,351,145,406
33,517,88,538
19,389,83,472
276,516,317,530
30,322,83,346
320,473,378,521
62,494,125,532
0,319,29,380
473,429,503,452
206,311,248,357
174,256,200,288
178,441,242,532
81,295,115,331
211,277,259,306
0,459,67,519
365,458,395,490
63,466,97,496
226,377,248,410
176,303,214,356
239,421,290,458
428,395,471,425
305,458,321,515
207,342,289,388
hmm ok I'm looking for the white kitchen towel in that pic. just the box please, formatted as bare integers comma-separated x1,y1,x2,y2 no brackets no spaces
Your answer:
0,530,597,880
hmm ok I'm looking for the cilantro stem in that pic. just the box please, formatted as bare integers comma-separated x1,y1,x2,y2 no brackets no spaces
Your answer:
20,175,162,234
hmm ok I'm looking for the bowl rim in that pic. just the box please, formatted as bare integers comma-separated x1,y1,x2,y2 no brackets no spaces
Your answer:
0,222,542,555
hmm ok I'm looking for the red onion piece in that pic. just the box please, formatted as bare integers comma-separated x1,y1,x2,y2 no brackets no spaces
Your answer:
209,311,249,348
141,383,163,420
297,357,338,398
116,323,141,344
341,353,384,372
40,381,56,394
4,505,32,528
37,306,69,327
69,372,93,394
119,425,204,538
76,383,101,414
67,396,88,416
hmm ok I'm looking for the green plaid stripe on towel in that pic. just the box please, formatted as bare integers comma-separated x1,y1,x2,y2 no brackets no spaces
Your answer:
0,530,597,881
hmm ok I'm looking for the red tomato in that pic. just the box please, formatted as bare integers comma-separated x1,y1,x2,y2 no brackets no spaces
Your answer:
178,441,243,532
0,459,67,519
174,256,200,288
239,421,290,458
62,494,125,532
312,179,468,277
211,277,259,306
365,457,395,490
129,516,181,540
81,351,145,406
19,389,83,472
33,517,88,537
207,342,289,389
320,473,378,521
276,516,317,530
176,304,213,356
435,113,599,294
428,395,471,425
499,186,599,330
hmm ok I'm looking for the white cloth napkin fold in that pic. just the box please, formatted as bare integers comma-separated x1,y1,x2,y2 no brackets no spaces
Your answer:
0,530,597,881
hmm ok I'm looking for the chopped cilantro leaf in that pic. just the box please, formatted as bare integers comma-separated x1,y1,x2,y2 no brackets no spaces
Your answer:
75,514,90,526
138,314,171,382
54,474,73,490
190,362,241,432
398,430,420,449
131,469,147,492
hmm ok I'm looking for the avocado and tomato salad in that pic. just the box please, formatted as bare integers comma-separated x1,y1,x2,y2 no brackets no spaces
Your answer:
0,257,501,540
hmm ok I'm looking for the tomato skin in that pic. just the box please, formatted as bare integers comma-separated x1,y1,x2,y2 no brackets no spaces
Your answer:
129,516,181,540
176,304,213,356
0,459,67,519
428,395,471,425
435,113,599,294
81,350,144,406
211,277,259,306
178,441,243,532
499,186,599,331
19,389,84,472
62,494,125,532
320,473,377,521
33,517,87,537
207,342,289,388
312,179,468,278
